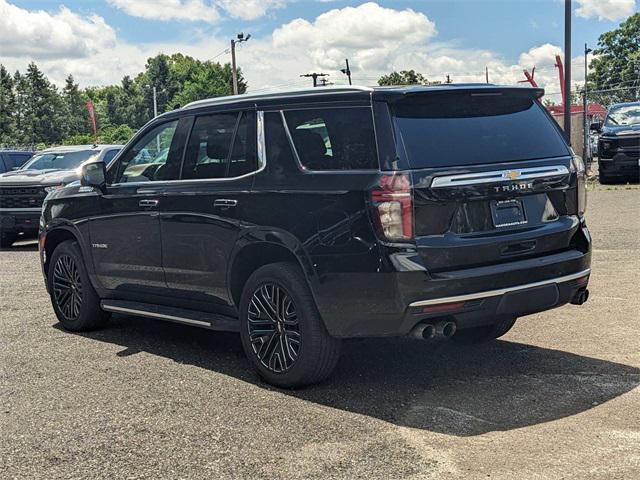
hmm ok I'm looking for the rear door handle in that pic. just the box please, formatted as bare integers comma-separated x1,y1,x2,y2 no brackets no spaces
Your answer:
214,199,238,208
139,199,159,208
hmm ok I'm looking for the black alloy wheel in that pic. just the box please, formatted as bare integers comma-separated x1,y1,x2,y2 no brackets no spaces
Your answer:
52,254,83,322
247,283,301,373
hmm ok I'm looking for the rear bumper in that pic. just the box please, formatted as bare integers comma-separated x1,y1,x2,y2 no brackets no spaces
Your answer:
314,226,591,338
0,209,40,236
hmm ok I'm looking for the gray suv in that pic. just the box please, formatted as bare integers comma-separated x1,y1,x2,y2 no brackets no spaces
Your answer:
0,145,122,247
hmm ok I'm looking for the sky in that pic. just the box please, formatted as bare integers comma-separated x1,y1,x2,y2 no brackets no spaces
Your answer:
0,0,637,102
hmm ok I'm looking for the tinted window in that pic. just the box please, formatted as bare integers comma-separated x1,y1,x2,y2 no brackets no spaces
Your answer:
102,149,120,165
22,150,98,171
392,92,569,168
117,120,178,183
284,108,378,170
228,112,257,178
7,153,32,169
182,113,238,180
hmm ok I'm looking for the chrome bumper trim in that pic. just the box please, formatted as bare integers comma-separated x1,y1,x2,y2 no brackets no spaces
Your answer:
409,269,591,307
430,165,570,188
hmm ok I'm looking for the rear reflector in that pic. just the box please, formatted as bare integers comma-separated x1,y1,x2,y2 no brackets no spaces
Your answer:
416,301,467,315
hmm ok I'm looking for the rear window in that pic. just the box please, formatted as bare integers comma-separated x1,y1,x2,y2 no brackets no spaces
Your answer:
284,107,378,170
392,92,569,168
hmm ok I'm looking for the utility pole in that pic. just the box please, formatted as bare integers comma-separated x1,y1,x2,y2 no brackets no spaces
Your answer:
340,59,352,85
485,66,489,84
583,43,592,164
231,32,251,95
144,84,158,118
445,74,452,84
563,0,572,144
300,72,329,87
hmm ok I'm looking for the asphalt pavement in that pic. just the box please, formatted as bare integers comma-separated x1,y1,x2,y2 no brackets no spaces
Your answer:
1,183,639,479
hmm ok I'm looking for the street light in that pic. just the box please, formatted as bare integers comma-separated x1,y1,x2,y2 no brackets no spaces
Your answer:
144,84,158,118
583,43,593,164
231,32,251,95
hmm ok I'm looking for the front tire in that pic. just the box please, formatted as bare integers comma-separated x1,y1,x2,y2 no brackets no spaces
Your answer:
48,240,110,331
451,317,517,345
239,262,341,388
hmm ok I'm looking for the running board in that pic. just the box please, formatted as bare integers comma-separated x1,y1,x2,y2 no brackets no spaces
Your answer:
100,300,239,332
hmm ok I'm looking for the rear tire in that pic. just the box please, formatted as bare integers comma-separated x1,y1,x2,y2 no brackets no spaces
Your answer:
239,262,341,388
0,232,17,248
451,317,517,345
48,240,110,331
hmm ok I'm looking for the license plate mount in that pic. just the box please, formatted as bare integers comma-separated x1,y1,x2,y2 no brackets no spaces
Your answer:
491,199,527,228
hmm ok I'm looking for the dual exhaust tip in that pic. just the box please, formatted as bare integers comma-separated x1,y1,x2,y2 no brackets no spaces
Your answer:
570,288,589,306
411,320,457,340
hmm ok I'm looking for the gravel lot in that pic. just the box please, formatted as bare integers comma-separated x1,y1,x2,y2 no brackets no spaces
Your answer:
1,184,639,479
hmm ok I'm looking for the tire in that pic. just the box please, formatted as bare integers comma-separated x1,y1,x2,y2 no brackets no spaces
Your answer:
450,317,517,345
47,240,110,331
0,232,17,249
239,262,341,388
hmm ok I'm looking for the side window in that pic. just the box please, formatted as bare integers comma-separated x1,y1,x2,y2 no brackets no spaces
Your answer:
7,153,32,169
102,149,119,165
283,107,378,170
117,121,178,183
228,112,257,178
182,113,237,180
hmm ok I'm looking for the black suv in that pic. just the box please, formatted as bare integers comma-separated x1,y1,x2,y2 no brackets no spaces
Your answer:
591,101,640,184
39,85,591,387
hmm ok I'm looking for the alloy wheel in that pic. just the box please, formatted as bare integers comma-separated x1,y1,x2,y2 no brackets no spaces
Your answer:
52,254,83,322
247,283,301,373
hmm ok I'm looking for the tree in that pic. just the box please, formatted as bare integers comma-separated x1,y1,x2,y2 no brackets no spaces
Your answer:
21,63,63,145
378,70,430,86
587,13,640,104
0,65,16,145
60,75,89,138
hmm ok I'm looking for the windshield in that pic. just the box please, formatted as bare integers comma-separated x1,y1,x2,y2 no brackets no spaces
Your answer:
392,91,570,168
605,104,640,126
21,150,98,171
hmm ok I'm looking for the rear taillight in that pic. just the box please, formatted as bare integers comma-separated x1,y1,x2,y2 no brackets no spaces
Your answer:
370,173,413,242
571,155,587,217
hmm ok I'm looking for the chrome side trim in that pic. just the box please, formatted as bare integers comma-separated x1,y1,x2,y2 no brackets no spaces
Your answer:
430,165,569,188
101,304,211,328
409,269,590,307
0,207,42,213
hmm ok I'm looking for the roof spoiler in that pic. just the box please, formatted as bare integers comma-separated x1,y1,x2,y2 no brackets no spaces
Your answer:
377,86,546,102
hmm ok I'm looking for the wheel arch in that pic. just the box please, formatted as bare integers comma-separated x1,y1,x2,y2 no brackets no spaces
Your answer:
42,224,91,278
228,231,318,310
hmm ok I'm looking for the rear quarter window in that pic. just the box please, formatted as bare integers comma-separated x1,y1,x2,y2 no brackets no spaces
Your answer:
392,92,570,168
284,107,378,170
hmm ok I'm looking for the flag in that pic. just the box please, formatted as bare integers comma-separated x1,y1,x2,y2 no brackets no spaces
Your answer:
86,101,97,136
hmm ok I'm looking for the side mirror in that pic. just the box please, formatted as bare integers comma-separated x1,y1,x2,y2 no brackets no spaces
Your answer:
80,161,107,193
590,121,602,132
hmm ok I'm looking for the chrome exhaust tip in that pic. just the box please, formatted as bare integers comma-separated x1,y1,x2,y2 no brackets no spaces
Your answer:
410,323,436,340
435,320,457,338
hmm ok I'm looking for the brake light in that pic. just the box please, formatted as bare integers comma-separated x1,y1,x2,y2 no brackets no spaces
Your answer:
571,155,587,217
370,173,413,241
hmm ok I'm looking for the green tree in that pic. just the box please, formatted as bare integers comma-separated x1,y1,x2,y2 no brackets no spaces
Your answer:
0,65,17,145
378,70,430,86
587,13,640,104
21,63,63,145
60,75,90,138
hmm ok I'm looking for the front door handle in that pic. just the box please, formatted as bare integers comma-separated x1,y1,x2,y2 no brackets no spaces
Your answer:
139,199,159,208
214,199,238,208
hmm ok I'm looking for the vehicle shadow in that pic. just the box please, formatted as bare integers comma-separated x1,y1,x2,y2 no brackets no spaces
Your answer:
64,315,640,437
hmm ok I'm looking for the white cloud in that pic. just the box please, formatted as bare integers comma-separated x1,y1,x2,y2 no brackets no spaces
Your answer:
575,0,637,22
0,0,116,59
216,0,286,20
272,2,436,72
107,0,220,24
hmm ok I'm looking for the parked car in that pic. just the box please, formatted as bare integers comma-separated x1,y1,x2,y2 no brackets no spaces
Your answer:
591,101,640,183
0,149,33,174
39,85,591,387
0,145,122,247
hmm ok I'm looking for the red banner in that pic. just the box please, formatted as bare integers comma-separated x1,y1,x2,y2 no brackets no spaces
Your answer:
86,101,97,136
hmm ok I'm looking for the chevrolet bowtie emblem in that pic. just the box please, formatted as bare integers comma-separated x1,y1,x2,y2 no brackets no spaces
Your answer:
505,170,521,180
